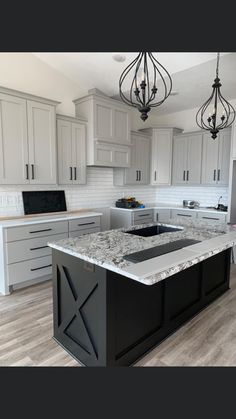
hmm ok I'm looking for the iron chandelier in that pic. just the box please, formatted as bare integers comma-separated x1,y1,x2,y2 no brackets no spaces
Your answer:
196,52,235,139
119,52,172,121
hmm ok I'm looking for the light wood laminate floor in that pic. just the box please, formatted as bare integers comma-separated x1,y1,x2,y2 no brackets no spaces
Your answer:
1,265,236,367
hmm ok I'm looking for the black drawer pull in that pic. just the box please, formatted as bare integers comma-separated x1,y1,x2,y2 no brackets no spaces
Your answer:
30,264,52,271
77,222,95,226
29,228,52,234
202,216,219,220
74,167,77,180
137,214,151,217
30,245,49,251
26,164,29,180
31,164,35,180
177,213,191,217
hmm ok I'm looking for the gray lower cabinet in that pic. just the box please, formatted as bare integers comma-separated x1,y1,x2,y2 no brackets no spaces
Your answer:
0,215,101,295
110,208,154,229
201,129,231,186
154,209,172,222
0,88,58,185
113,131,150,185
172,132,202,185
57,115,86,185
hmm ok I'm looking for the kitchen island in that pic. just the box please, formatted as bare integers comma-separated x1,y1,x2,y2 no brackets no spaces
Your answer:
48,218,236,366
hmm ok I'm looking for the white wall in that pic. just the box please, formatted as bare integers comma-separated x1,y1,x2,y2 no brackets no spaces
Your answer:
0,53,79,116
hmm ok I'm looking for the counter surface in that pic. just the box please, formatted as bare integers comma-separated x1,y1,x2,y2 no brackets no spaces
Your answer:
48,217,236,286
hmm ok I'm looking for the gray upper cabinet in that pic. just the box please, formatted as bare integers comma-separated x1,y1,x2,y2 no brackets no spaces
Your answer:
27,100,56,184
202,129,231,186
57,115,86,185
113,131,150,185
0,87,59,185
73,89,131,167
172,132,202,185
0,93,28,184
142,128,182,185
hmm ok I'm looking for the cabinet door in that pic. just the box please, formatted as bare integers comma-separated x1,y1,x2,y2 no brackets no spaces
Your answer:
57,118,73,185
94,100,113,141
0,93,29,184
72,122,86,184
172,136,188,184
201,133,218,185
113,107,130,144
124,135,138,184
27,100,56,184
186,133,202,184
151,129,172,185
217,130,231,185
137,136,150,185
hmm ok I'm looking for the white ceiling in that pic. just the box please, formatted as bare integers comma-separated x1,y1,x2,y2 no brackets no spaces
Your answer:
33,52,236,115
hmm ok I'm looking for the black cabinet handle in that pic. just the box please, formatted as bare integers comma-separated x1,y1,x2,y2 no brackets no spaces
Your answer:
187,170,189,181
154,170,157,181
29,228,52,234
31,264,52,272
31,164,35,180
136,170,138,181
78,222,95,226
138,214,151,217
139,170,141,181
74,167,77,180
202,216,219,220
70,167,72,180
183,170,186,181
25,164,29,180
177,213,191,217
217,169,220,181
30,245,49,251
213,169,216,181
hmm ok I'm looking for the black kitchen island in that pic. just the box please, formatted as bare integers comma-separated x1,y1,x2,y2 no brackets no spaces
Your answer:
49,220,236,366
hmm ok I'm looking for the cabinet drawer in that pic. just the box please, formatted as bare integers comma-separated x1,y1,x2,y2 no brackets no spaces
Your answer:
7,256,52,285
69,227,100,238
171,209,197,219
5,232,68,264
5,221,68,242
133,210,154,222
69,216,100,232
197,212,227,222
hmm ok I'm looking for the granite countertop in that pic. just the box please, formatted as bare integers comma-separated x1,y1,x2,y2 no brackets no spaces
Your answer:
48,217,236,286
0,211,102,228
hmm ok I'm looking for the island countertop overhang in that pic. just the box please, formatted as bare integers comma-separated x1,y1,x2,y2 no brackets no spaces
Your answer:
48,220,236,286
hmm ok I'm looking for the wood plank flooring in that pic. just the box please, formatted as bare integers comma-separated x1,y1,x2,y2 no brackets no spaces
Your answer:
1,265,236,367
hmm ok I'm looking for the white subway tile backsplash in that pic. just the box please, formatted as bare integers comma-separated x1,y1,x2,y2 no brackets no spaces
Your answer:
0,167,229,217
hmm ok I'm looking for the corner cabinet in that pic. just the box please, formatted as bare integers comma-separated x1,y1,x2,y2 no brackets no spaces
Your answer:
0,87,59,185
172,132,203,185
201,129,231,186
141,127,182,185
57,115,86,185
113,131,150,185
73,89,131,167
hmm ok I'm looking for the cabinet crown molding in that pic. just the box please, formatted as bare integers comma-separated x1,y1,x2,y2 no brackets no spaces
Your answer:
0,85,60,106
73,88,130,109
56,113,87,124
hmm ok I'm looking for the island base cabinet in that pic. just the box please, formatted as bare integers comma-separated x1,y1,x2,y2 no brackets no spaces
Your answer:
52,248,231,367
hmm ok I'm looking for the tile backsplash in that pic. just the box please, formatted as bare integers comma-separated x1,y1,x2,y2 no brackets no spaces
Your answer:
0,167,229,217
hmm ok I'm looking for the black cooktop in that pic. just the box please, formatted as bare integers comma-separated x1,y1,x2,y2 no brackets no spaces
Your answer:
123,239,200,263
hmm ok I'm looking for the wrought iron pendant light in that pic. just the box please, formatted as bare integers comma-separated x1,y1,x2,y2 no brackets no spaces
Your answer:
196,52,235,139
119,52,172,121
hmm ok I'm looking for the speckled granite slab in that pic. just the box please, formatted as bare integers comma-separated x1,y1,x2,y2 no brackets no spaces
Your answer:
48,217,236,286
